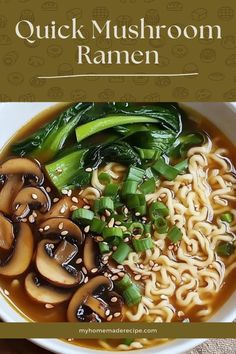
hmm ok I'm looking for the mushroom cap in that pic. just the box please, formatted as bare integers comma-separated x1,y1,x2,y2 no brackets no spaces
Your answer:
0,175,24,215
67,276,113,322
35,239,82,288
0,158,44,185
39,218,84,245
0,213,14,251
25,272,72,304
40,197,73,220
0,222,34,276
12,187,50,219
83,237,102,273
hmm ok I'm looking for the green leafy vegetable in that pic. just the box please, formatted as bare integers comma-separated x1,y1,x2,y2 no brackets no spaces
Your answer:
216,242,235,257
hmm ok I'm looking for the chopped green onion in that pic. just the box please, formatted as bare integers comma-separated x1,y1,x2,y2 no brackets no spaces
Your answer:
128,222,144,235
167,226,183,243
136,148,160,160
144,223,152,235
90,218,106,234
134,204,147,216
111,237,122,246
97,197,114,213
140,177,156,194
152,158,179,181
99,242,110,254
122,339,134,346
123,284,142,307
72,208,94,224
220,212,234,223
145,167,155,179
154,217,168,234
112,242,132,264
126,194,146,209
149,201,169,220
174,159,188,173
132,235,153,252
98,172,111,185
122,180,138,197
104,183,119,197
216,242,235,257
126,166,145,183
115,274,132,291
103,227,123,241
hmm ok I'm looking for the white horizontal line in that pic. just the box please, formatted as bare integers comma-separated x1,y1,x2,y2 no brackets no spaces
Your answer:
38,72,199,79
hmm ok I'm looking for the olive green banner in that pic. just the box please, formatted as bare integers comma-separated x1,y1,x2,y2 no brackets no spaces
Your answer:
0,323,235,339
0,0,235,101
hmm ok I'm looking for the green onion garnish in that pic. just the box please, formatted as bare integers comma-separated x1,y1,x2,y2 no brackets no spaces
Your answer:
140,177,156,194
123,284,142,307
149,201,169,220
115,274,132,291
174,159,188,173
126,166,145,183
152,158,179,181
220,212,234,223
72,208,94,224
216,242,235,257
104,183,119,197
90,218,106,234
122,180,138,197
103,227,123,241
129,222,144,235
144,223,152,235
132,235,153,252
112,242,132,264
136,148,160,161
97,197,114,213
122,338,134,346
126,194,146,209
145,167,155,179
167,226,183,243
154,217,168,234
134,204,147,216
99,242,110,254
98,172,111,185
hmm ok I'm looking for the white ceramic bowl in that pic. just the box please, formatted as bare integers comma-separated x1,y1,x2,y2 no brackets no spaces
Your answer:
0,102,235,354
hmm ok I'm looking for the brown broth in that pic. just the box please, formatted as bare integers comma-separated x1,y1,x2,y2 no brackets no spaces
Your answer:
0,103,235,351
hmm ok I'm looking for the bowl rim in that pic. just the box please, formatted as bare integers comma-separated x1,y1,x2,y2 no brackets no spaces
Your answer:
0,102,235,354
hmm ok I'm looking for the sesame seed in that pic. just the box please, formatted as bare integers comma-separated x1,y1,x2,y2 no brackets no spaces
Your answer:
112,246,117,251
101,216,106,222
78,190,84,195
139,264,144,269
82,198,89,204
32,211,37,218
91,268,98,273
61,189,68,195
45,304,54,309
168,245,174,250
111,297,118,303
32,193,38,200
134,274,142,281
60,206,66,214
103,255,109,261
84,225,90,233
38,228,43,232
76,258,82,264
85,167,93,172
135,212,141,216
118,272,125,277
111,275,118,281
142,275,149,280
83,205,91,210
117,265,124,270
105,309,110,316
21,218,27,223
149,260,154,267
108,218,114,228
70,206,78,211
115,221,121,226
44,225,50,231
107,315,113,321
113,312,121,318
72,197,79,203
28,215,35,223
105,209,111,217
58,222,64,230
96,236,104,242
84,276,89,283
56,168,63,174
124,237,129,243
124,207,129,214
46,187,51,193
3,289,9,296
53,198,59,203
61,230,68,236
82,267,87,274
67,190,72,197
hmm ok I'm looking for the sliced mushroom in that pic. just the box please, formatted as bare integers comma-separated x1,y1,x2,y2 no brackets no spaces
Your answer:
67,276,113,322
39,218,84,245
25,272,72,304
0,175,24,215
36,239,82,288
0,213,14,251
83,237,102,273
0,158,43,185
40,197,73,220
12,187,50,219
0,223,34,276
